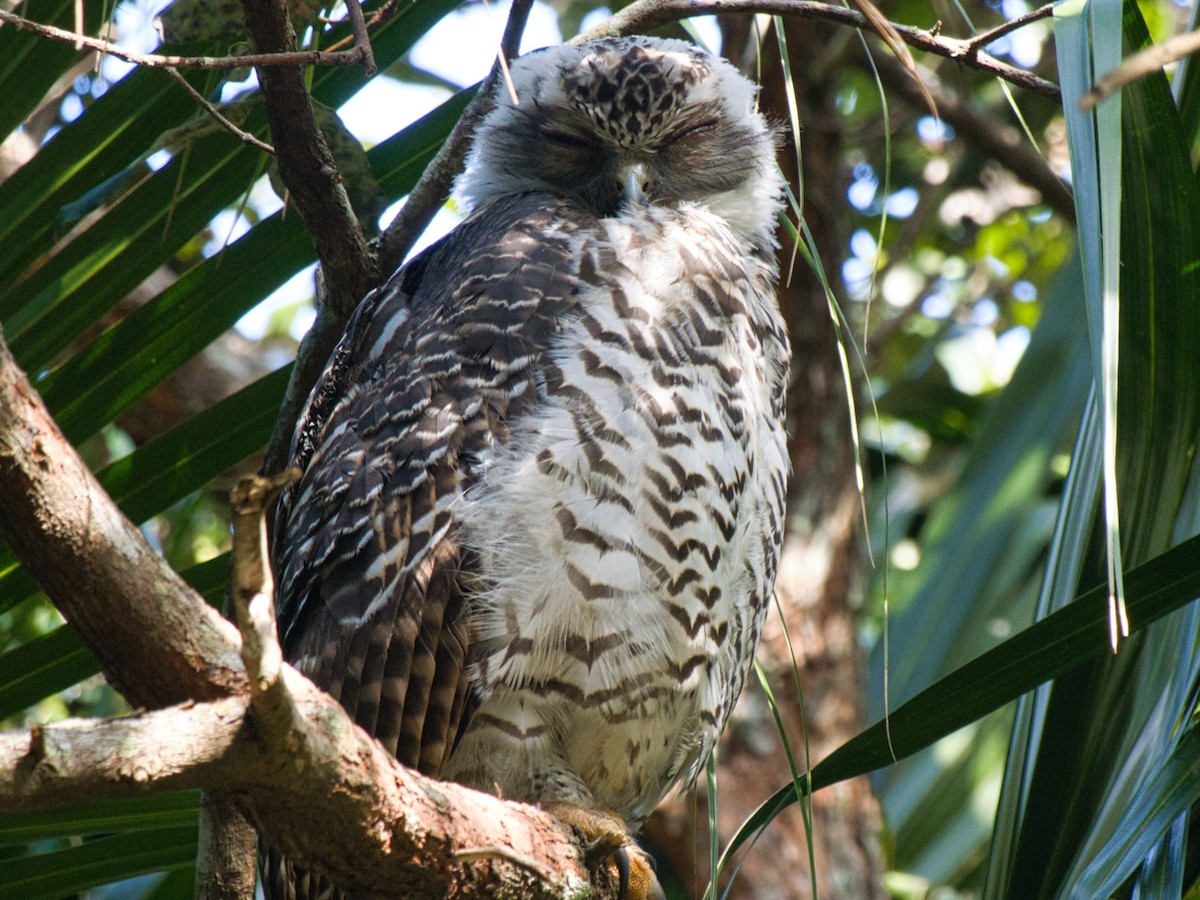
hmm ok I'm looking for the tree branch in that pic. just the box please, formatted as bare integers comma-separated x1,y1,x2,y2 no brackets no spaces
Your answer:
196,791,259,900
239,0,376,318
343,0,377,77
0,333,245,709
870,50,1074,222
230,471,301,736
1082,27,1200,109
0,687,595,898
0,8,364,70
579,0,1060,101
241,0,381,478
956,3,1055,58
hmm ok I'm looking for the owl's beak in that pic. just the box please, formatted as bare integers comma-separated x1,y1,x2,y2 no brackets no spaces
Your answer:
621,163,648,204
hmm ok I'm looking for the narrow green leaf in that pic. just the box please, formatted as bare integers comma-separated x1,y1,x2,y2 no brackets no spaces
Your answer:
0,0,106,141
1131,815,1187,899
0,793,200,846
0,825,197,899
724,533,1200,868
37,214,311,446
1073,729,1200,896
179,555,232,607
6,121,270,370
868,257,1091,717
368,88,474,192
96,365,290,525
143,866,198,900
0,627,96,723
0,65,205,296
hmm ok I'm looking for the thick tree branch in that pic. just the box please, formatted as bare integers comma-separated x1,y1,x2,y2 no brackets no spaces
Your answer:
199,469,296,899
239,0,376,319
0,686,594,898
0,333,245,709
242,0,378,477
196,791,259,900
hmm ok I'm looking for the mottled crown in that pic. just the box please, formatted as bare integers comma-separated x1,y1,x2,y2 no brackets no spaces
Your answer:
561,40,710,146
458,36,782,247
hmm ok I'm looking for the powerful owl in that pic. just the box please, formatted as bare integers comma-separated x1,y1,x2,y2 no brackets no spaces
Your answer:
267,35,790,899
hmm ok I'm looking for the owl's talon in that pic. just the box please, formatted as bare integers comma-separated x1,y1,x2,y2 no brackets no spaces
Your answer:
543,803,663,900
603,844,661,900
614,847,630,899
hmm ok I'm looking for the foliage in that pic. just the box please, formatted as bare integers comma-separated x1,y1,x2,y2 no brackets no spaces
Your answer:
0,0,1198,897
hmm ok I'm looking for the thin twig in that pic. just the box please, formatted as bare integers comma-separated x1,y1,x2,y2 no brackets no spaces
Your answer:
3,2,1060,100
578,0,1061,102
375,0,536,275
1082,27,1200,109
343,0,377,77
162,67,275,154
0,8,362,70
957,3,1055,58
230,470,297,697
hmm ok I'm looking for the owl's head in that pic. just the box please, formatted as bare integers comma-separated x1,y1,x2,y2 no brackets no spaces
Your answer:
458,36,783,247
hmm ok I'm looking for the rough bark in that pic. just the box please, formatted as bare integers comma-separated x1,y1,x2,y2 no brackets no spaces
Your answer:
196,792,260,900
0,686,594,899
0,331,247,709
238,0,375,319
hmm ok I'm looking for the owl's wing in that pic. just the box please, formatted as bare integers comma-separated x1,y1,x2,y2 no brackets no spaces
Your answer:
271,191,584,775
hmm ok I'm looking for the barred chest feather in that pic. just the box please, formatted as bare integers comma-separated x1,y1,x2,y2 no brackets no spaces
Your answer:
446,202,789,822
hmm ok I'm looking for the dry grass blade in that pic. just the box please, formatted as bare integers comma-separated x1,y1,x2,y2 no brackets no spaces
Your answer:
849,0,939,118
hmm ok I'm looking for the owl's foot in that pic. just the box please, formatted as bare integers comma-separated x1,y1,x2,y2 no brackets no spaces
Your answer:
542,803,664,900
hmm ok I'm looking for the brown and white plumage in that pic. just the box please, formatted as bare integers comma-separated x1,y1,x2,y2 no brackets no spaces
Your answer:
267,36,789,898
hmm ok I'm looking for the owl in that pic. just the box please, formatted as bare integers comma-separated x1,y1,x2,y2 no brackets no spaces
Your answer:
266,35,790,899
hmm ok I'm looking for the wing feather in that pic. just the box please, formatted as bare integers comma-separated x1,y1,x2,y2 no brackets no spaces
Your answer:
264,192,589,898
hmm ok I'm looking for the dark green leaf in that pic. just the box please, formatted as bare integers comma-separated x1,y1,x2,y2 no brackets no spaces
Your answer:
0,0,105,141
0,627,96,723
0,793,200,846
0,825,197,899
725,533,1200,867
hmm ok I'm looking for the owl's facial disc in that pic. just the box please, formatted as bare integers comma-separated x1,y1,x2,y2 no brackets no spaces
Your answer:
460,37,783,244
